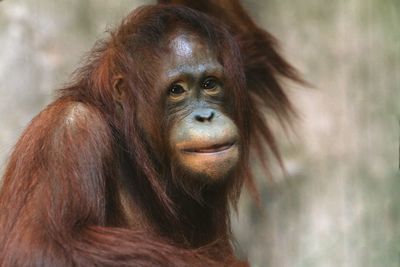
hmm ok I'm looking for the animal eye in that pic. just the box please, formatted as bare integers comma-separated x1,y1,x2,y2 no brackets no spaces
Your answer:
202,77,217,90
168,84,185,95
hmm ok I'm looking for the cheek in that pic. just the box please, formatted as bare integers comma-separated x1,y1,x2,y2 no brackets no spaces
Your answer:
169,113,240,182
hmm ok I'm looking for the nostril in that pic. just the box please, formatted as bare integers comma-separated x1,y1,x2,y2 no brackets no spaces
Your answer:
194,109,215,122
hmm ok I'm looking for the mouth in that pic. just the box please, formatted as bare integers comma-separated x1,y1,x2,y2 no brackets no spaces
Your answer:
182,141,236,154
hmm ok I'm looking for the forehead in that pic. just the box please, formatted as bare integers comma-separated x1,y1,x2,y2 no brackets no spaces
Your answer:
168,32,212,58
161,31,223,79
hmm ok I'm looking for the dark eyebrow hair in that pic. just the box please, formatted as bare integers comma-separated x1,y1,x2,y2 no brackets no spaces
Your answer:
165,63,223,80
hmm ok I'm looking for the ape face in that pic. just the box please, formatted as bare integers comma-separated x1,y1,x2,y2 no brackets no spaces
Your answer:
156,31,240,183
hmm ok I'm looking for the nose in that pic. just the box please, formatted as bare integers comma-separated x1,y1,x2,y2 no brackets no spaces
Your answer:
194,108,215,122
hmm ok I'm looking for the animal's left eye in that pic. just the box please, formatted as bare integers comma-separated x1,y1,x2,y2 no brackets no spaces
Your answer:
202,77,218,90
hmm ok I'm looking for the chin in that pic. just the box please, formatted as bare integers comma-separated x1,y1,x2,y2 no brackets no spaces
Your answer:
177,143,239,183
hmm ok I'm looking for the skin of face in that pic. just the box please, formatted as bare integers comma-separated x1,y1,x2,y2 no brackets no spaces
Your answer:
160,31,240,182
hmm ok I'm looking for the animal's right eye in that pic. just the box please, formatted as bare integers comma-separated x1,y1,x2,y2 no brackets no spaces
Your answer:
168,84,185,95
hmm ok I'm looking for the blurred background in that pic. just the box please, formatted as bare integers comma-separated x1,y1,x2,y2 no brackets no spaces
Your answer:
0,0,399,266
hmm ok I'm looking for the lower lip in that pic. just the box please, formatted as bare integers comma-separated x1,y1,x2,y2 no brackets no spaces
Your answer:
182,142,236,155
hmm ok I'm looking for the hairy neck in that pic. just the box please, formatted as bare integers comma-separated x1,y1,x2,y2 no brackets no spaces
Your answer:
167,183,231,248
129,181,231,248
112,150,233,249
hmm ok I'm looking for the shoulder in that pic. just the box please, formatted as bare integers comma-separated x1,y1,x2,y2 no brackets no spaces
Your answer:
26,99,110,142
45,99,107,130
62,101,105,131
40,99,114,154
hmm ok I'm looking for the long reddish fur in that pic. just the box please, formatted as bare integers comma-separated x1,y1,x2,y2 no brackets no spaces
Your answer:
0,1,300,266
